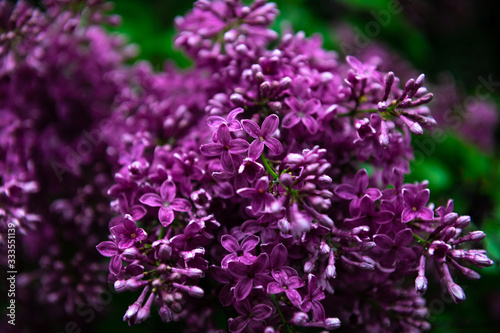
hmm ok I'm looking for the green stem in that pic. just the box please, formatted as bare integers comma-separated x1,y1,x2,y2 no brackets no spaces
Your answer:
270,295,294,333
158,226,165,240
261,155,279,180
413,233,427,244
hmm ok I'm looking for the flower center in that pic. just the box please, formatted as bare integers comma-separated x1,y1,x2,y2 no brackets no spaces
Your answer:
412,207,417,211
130,233,136,239
225,145,230,150
258,189,264,194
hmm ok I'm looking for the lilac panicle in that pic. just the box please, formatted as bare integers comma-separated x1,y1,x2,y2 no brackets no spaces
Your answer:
0,0,484,331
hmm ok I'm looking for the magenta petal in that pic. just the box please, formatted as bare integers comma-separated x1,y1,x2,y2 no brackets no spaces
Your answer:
304,99,321,114
252,253,269,272
365,188,382,200
270,243,287,268
264,137,283,155
241,235,260,252
221,151,235,173
373,211,394,224
282,112,300,128
335,184,358,200
252,304,272,321
241,119,261,138
221,234,240,253
237,187,258,198
355,169,369,191
251,196,265,213
284,96,302,112
234,277,253,301
118,238,134,250
228,261,249,278
419,207,434,220
218,284,234,307
229,139,250,154
109,255,122,275
374,234,394,250
301,114,318,134
248,140,264,160
206,115,225,127
261,114,279,137
395,228,413,246
160,180,177,202
159,206,174,226
217,124,231,146
267,282,284,294
416,189,430,206
170,198,192,212
96,241,118,257
286,289,302,307
228,316,248,333
311,302,326,321
139,193,163,207
200,143,224,156
110,225,127,237
129,205,147,220
397,247,417,262
401,208,417,223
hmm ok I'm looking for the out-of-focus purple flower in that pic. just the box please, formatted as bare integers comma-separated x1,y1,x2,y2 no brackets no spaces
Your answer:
228,299,273,333
282,96,321,134
374,228,416,267
335,169,382,212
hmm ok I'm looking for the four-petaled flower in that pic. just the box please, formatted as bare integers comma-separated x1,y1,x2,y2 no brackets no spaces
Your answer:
335,168,382,213
200,123,250,173
401,189,434,223
267,273,305,307
283,96,320,134
228,299,272,333
110,215,147,250
300,274,326,321
227,253,272,301
220,234,259,268
374,228,416,267
236,176,274,213
140,180,192,227
241,114,283,159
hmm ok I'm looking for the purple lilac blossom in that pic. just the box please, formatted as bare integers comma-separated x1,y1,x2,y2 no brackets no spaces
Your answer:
0,0,494,332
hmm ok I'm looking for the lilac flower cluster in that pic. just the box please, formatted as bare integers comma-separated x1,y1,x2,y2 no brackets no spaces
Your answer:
0,0,495,332
94,1,493,332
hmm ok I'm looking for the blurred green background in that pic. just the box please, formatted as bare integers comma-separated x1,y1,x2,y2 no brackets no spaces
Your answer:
96,0,500,332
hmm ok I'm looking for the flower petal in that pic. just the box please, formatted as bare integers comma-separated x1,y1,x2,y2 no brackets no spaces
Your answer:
229,139,250,154
374,234,393,250
261,114,279,137
241,119,261,138
96,241,118,257
248,140,264,160
139,193,163,207
200,143,224,156
264,137,283,155
217,123,232,146
234,277,253,301
170,198,192,212
160,180,177,202
282,112,300,128
159,206,174,226
221,234,240,253
241,235,260,252
395,228,413,246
